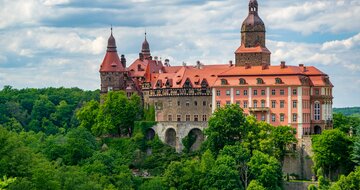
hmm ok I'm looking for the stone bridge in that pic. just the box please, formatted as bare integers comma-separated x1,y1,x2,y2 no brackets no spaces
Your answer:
149,121,208,152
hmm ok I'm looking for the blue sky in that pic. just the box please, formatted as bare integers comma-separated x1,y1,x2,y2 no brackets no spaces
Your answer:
0,0,359,107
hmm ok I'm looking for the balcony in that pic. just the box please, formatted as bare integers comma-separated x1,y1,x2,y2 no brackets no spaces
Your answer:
249,107,270,112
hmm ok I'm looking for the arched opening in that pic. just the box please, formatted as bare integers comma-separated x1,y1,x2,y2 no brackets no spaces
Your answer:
314,125,322,135
165,128,176,147
187,128,204,151
145,128,155,140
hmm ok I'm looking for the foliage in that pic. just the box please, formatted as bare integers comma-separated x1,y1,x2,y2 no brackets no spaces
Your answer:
334,107,360,116
247,180,266,190
143,105,155,121
312,129,354,179
333,112,360,134
204,104,247,155
352,136,360,165
0,176,17,190
93,91,143,137
329,167,360,190
248,150,283,190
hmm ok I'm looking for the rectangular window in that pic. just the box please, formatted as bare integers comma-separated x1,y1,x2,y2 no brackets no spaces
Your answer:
168,100,172,107
203,101,206,106
243,101,248,108
271,100,276,108
186,100,190,106
244,90,248,96
315,89,320,95
280,100,285,108
236,90,240,95
177,101,180,106
216,101,221,108
226,90,230,96
280,89,285,95
261,90,265,95
194,115,199,122
272,114,276,122
186,115,191,121
216,90,221,96
292,113,297,122
293,100,297,108
261,114,266,121
253,101,258,108
261,100,265,108
194,101,198,106
168,115,172,121
293,89,297,95
226,101,231,105
280,114,285,122
272,89,276,95
254,90,258,96
177,115,181,121
314,102,321,120
202,115,207,121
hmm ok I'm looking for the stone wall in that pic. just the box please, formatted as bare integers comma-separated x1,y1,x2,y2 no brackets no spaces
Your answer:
151,96,212,122
283,136,314,180
153,121,207,152
235,52,270,66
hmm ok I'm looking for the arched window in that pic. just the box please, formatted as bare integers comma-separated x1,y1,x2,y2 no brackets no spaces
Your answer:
275,78,282,84
239,78,247,85
221,79,228,85
257,78,264,84
314,101,320,120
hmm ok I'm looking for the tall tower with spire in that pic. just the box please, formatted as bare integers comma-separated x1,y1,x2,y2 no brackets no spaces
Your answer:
235,0,271,67
99,28,127,94
141,32,151,59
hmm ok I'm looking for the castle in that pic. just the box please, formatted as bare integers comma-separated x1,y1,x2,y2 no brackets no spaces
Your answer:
99,0,333,177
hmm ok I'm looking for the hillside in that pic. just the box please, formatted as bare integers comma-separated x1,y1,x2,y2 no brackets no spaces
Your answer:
334,107,360,116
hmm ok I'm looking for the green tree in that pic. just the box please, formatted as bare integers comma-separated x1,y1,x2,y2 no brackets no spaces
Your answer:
220,143,251,189
94,91,143,137
272,125,297,164
76,100,100,131
352,136,360,165
248,151,283,190
247,180,266,190
312,129,354,179
204,104,247,155
329,167,360,190
51,100,73,128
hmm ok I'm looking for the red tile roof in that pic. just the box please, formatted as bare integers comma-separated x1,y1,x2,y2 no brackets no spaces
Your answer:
99,51,125,72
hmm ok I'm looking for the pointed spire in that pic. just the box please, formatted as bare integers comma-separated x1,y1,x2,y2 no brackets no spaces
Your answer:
107,26,117,52
141,30,151,58
249,0,258,14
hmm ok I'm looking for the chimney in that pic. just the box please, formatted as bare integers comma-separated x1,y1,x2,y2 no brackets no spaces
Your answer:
280,61,286,69
165,59,170,66
139,53,144,61
121,54,126,68
229,60,233,67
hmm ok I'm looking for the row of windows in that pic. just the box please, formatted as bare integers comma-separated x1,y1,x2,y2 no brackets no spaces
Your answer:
168,114,207,122
221,78,283,85
216,89,297,96
217,100,291,109
169,100,208,107
254,113,298,122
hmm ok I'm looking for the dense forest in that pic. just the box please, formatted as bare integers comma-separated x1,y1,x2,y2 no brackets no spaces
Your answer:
333,107,360,116
0,86,360,190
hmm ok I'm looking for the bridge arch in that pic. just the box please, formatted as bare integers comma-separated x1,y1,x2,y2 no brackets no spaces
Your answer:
187,128,204,151
165,128,177,147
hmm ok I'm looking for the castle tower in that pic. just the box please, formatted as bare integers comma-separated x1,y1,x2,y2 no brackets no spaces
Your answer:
140,32,151,60
235,0,271,66
99,28,127,94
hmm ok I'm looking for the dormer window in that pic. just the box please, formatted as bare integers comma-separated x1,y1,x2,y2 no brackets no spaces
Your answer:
275,78,282,84
257,78,264,84
201,79,208,88
183,78,192,88
239,78,247,85
137,64,142,71
156,80,162,88
221,79,228,85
